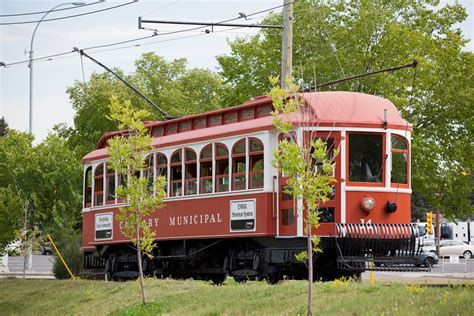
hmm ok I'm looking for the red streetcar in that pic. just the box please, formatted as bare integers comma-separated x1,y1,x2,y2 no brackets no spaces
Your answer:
82,91,423,283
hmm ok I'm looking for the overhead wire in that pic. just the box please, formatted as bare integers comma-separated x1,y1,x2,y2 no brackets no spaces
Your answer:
0,1,138,25
0,1,104,17
1,1,288,68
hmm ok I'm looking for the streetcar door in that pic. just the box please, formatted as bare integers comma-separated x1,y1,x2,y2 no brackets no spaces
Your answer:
278,134,297,236
306,131,341,237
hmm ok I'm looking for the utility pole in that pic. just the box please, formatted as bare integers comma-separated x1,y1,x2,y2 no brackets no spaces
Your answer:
281,0,293,89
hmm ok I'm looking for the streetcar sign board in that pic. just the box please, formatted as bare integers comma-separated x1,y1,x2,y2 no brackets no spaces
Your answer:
230,199,256,232
95,213,113,240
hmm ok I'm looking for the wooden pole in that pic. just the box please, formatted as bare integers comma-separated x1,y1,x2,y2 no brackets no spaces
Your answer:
281,0,293,88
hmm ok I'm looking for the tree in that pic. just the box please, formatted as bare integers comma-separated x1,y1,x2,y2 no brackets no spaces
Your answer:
270,78,337,315
0,130,82,250
107,95,166,305
0,117,8,137
66,53,230,158
218,0,473,219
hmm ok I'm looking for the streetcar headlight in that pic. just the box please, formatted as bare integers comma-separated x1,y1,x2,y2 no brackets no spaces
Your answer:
361,196,375,212
386,201,397,213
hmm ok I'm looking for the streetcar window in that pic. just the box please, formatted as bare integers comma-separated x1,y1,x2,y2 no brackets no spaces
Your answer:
215,143,229,192
179,121,191,132
165,124,177,135
257,104,272,117
310,137,335,175
391,135,408,184
224,112,237,124
239,108,255,121
84,166,92,208
282,209,294,225
232,139,247,190
348,134,383,183
320,207,335,223
117,174,127,203
184,148,197,195
155,153,168,195
152,126,163,137
105,163,116,204
94,163,105,206
193,117,206,129
170,149,182,197
209,115,222,126
249,138,264,189
143,154,154,190
200,145,213,194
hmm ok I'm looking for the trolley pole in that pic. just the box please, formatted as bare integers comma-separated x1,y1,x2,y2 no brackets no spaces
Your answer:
280,0,293,88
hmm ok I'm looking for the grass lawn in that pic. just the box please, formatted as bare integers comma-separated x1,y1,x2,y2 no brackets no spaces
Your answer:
0,277,472,315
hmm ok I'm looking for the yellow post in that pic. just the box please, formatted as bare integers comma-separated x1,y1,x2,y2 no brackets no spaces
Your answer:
48,234,75,280
369,255,374,287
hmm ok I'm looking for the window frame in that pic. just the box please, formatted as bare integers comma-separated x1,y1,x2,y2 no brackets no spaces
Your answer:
232,139,247,191
84,166,93,208
390,134,410,188
199,144,213,194
248,138,264,189
155,152,168,196
215,143,230,193
184,148,197,196
170,149,183,197
105,163,116,205
346,132,386,187
93,163,105,206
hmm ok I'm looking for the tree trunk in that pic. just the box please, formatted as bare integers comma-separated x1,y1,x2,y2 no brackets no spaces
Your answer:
307,213,313,316
136,227,147,305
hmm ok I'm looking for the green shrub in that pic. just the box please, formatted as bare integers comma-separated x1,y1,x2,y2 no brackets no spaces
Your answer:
52,230,83,279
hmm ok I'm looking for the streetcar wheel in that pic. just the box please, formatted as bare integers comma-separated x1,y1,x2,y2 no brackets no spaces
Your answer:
234,277,247,283
210,273,227,285
266,273,281,285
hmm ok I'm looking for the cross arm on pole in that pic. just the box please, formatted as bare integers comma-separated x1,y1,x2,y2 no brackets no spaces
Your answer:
138,17,282,30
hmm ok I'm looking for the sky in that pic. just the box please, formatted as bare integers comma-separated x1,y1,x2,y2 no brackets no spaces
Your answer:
1,0,473,142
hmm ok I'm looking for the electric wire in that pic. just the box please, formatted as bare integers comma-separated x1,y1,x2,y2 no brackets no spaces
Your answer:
90,25,248,54
1,1,288,68
1,27,252,68
0,1,137,25
0,1,104,17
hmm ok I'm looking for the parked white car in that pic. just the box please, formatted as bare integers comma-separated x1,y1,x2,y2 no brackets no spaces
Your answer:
423,240,474,259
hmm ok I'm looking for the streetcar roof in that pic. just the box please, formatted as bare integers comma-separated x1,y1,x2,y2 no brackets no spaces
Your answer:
83,91,410,163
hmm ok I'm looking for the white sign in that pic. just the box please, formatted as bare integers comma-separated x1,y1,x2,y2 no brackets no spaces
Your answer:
449,256,459,264
95,213,113,240
230,199,256,232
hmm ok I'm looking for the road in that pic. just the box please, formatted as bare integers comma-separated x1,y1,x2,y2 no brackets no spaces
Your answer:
361,258,474,282
0,255,55,279
2,256,473,281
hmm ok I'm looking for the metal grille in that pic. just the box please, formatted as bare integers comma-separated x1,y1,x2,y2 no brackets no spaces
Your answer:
335,223,430,272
